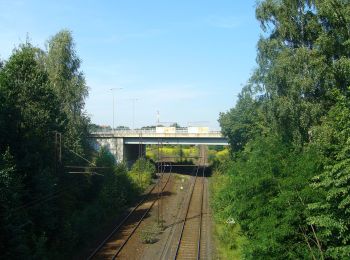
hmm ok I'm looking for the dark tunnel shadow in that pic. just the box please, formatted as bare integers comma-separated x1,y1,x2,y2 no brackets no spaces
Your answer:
153,162,213,177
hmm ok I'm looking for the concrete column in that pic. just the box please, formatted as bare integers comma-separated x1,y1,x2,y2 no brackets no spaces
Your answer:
94,138,118,159
115,138,124,163
92,138,146,166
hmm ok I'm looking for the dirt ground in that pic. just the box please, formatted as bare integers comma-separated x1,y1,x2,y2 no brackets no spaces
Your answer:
76,179,159,260
116,172,213,260
80,172,214,260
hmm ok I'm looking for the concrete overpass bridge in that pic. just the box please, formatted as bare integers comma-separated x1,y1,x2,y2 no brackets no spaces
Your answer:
89,128,228,164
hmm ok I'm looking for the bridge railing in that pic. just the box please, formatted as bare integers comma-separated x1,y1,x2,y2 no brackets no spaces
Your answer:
90,129,222,135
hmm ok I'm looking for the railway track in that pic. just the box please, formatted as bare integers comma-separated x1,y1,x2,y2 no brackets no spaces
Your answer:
87,170,171,260
174,166,206,260
199,177,210,260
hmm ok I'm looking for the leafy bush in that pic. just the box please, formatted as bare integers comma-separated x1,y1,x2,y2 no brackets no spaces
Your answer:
146,145,199,163
128,158,156,191
210,168,247,259
211,136,324,259
140,223,162,244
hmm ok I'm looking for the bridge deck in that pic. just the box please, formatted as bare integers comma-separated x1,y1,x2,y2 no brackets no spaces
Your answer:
90,130,223,138
90,130,228,145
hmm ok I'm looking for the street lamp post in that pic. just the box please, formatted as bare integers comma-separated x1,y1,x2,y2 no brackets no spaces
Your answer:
110,87,122,131
131,98,138,130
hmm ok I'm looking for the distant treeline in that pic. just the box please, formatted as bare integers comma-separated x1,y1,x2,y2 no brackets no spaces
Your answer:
211,1,350,259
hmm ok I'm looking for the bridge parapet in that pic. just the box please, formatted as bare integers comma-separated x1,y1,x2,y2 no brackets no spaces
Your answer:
90,129,223,138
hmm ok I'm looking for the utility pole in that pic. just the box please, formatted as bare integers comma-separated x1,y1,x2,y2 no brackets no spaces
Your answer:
157,138,160,225
54,131,62,175
138,132,143,187
159,139,163,227
131,98,138,130
110,87,123,131
157,110,160,125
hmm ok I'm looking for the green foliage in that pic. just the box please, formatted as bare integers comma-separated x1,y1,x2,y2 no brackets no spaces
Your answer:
99,162,135,213
88,123,112,132
212,136,323,259
0,148,28,258
208,147,229,166
211,168,247,259
0,43,63,258
213,1,350,259
0,32,139,259
0,43,62,156
45,29,90,160
146,145,199,163
308,89,350,258
129,158,155,191
219,86,266,153
45,29,87,116
140,222,162,244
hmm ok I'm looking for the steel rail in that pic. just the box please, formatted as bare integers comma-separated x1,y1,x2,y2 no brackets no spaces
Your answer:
158,166,198,260
197,166,205,260
173,165,200,260
111,170,172,259
161,164,201,167
87,171,169,260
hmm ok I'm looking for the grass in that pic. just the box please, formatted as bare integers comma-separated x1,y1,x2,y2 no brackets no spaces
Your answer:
210,170,248,259
174,173,190,180
128,170,152,191
128,158,155,192
140,222,164,244
212,219,247,259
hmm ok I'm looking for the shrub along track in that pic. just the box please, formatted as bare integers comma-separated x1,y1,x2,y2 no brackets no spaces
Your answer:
173,166,206,260
87,171,171,260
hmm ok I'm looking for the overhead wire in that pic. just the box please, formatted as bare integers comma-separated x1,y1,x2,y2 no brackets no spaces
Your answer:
10,134,104,212
10,175,94,212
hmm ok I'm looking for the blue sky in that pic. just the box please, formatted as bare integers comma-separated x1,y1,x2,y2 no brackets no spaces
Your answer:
0,0,261,129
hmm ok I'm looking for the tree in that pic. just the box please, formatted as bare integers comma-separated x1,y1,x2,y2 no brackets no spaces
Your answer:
45,30,90,157
170,122,181,128
0,31,142,259
115,125,130,130
308,89,350,258
214,1,350,258
0,43,62,157
0,42,64,257
45,30,87,116
0,149,28,258
219,85,266,154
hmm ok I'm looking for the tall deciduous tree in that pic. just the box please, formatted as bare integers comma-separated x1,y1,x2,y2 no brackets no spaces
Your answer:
0,31,142,259
0,149,27,258
215,0,350,259
308,89,350,258
0,43,63,257
45,30,89,155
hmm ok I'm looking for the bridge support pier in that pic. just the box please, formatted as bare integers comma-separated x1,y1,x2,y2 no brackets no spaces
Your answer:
115,138,124,163
93,137,145,167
